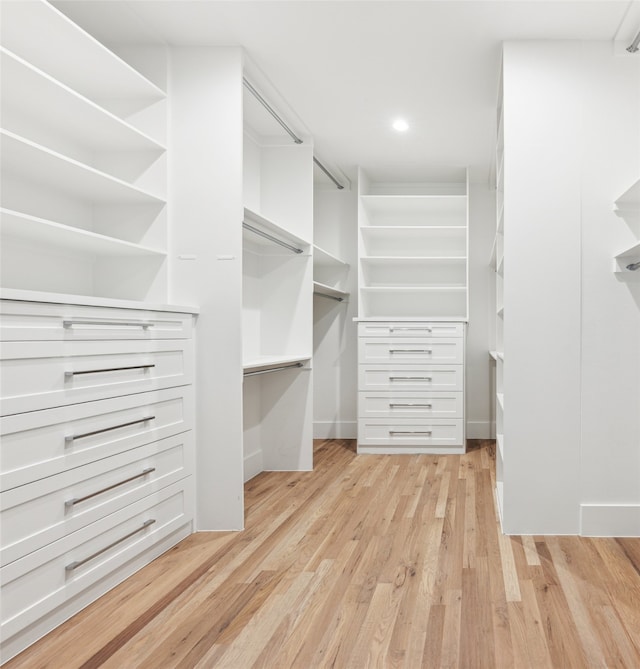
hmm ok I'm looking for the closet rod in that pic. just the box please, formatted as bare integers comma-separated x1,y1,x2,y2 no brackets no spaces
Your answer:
244,362,304,377
242,222,304,254
626,261,640,271
243,77,303,145
313,157,345,190
314,291,344,302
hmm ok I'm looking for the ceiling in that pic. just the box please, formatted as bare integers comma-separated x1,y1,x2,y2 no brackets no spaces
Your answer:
55,1,640,187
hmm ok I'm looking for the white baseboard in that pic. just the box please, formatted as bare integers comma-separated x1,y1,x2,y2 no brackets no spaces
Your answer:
243,450,263,483
313,421,357,439
465,420,491,439
580,504,640,537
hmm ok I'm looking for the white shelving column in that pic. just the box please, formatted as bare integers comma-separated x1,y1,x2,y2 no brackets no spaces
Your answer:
613,179,640,274
0,1,168,303
242,80,314,481
356,167,469,454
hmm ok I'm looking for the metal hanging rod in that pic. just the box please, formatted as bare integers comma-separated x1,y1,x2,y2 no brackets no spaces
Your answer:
243,77,303,144
626,261,640,271
314,291,344,302
627,30,640,53
313,157,345,190
244,362,304,377
242,222,303,254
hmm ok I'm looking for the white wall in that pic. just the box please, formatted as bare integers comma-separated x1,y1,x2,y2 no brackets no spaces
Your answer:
466,182,496,439
313,185,358,438
578,42,640,536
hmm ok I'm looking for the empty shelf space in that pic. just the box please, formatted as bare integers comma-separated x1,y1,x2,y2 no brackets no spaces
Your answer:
243,355,311,375
243,207,310,254
1,130,165,205
0,209,166,258
313,281,348,301
361,286,466,293
360,195,466,216
614,241,640,261
313,244,349,268
1,48,166,154
361,256,466,263
497,393,504,410
1,0,165,104
614,179,640,213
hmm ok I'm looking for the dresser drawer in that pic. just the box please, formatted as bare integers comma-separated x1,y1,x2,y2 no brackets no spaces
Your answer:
1,432,194,567
0,481,193,642
358,322,464,338
0,300,193,342
358,338,463,364
359,391,463,419
1,338,193,415
358,418,464,447
358,365,463,392
1,386,194,491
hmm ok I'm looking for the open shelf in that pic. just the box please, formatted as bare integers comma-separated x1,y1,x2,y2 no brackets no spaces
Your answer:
0,209,166,259
1,130,165,205
313,281,348,301
243,355,311,374
313,244,349,268
1,0,165,104
243,207,310,254
360,194,466,220
614,178,640,216
1,48,166,156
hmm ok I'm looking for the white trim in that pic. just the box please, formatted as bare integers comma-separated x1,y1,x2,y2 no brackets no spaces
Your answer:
465,420,492,439
243,450,263,483
580,504,640,537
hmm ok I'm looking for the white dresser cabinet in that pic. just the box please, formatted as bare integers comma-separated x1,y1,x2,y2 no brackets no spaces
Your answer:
357,321,466,454
0,296,196,661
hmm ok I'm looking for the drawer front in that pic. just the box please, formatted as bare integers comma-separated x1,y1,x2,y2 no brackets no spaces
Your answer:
359,392,463,419
358,365,463,392
0,300,193,342
358,338,463,364
1,386,194,491
1,481,193,641
358,322,464,338
1,432,194,567
1,339,194,415
358,419,464,447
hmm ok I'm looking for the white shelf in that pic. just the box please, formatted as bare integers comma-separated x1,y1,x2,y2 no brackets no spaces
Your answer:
497,306,504,318
361,256,466,263
1,0,165,103
360,194,466,216
354,316,468,322
1,48,166,154
497,433,504,460
614,241,640,260
1,130,165,205
497,393,504,410
497,256,504,277
313,281,348,301
243,207,311,252
243,355,311,374
614,179,640,214
489,350,498,361
313,244,349,268
361,286,466,293
0,209,166,259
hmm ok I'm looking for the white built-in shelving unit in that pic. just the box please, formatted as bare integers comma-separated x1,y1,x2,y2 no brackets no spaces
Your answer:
357,170,469,320
613,179,640,274
242,82,314,481
0,1,168,303
356,168,468,454
313,244,349,302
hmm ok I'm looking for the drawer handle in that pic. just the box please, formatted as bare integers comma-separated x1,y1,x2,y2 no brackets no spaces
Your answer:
390,327,432,332
389,349,432,353
63,319,154,329
65,467,156,508
65,364,155,378
65,519,156,572
65,415,155,443
389,430,433,435
389,403,433,408
389,376,432,381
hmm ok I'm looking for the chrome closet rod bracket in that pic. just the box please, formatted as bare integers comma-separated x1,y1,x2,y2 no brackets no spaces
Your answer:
242,222,303,254
244,362,304,377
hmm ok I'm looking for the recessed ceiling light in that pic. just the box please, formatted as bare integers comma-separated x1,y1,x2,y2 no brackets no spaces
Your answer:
392,118,409,132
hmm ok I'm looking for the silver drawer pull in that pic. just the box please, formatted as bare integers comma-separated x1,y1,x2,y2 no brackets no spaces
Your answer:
389,403,432,408
389,430,433,435
390,327,432,331
65,467,155,508
389,376,432,381
65,519,156,572
389,349,432,353
65,416,155,443
63,319,154,329
65,364,155,378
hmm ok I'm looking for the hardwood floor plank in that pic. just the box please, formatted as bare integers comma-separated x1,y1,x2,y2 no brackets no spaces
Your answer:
4,439,640,669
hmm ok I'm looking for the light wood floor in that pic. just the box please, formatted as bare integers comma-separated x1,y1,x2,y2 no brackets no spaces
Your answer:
5,439,640,668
